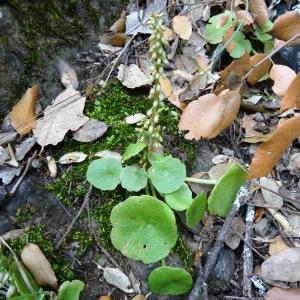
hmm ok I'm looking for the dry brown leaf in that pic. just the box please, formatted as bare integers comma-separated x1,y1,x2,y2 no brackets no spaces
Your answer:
265,287,300,300
249,0,269,27
261,247,300,282
248,116,300,179
280,72,300,112
159,77,186,110
254,207,265,223
260,177,283,208
117,64,150,89
208,162,235,180
224,216,245,249
219,52,250,82
269,236,290,256
163,27,175,41
109,10,126,33
21,243,57,289
175,55,198,74
241,113,273,143
178,89,241,140
236,10,254,26
269,64,296,96
271,11,300,46
11,85,38,135
33,88,88,146
72,119,108,142
111,33,127,47
132,295,146,300
172,16,192,40
247,53,272,85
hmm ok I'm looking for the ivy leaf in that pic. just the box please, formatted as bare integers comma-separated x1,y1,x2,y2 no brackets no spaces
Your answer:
165,184,193,211
206,11,237,44
148,156,186,194
148,266,193,295
123,143,146,161
120,166,148,192
186,192,207,228
58,280,85,300
86,158,122,190
208,163,247,217
110,195,178,263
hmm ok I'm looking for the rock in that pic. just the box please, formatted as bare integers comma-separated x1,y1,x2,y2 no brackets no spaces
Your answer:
5,175,65,226
0,186,7,205
1,115,14,132
208,248,236,294
0,214,13,235
15,136,37,161
0,166,22,185
254,218,270,237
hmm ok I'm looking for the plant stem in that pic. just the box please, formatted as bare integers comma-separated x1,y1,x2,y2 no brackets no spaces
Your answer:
185,177,217,185
149,181,157,198
145,182,150,195
161,258,166,266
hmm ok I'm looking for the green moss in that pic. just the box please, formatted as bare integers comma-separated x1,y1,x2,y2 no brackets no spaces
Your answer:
7,224,75,282
67,229,93,257
14,205,37,223
173,238,194,273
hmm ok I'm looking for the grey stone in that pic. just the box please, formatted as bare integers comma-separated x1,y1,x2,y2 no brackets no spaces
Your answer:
0,185,7,204
208,248,236,294
0,214,13,235
1,115,14,132
254,218,270,237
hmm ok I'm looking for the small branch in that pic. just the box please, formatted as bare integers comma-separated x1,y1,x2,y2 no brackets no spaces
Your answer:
188,183,251,300
56,185,93,249
243,202,254,297
7,143,19,167
241,32,300,82
266,207,292,232
9,150,38,196
185,177,217,185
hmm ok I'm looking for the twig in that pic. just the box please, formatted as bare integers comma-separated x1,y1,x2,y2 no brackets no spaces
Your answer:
243,202,254,297
7,143,19,167
188,183,251,300
241,32,300,82
56,185,93,249
9,150,38,196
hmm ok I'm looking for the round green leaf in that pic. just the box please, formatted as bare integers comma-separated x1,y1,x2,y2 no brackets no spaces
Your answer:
123,143,146,161
261,19,273,33
186,192,207,228
110,195,178,263
58,280,85,300
148,266,193,295
148,156,186,194
86,158,122,190
165,184,193,211
120,166,148,192
208,163,247,217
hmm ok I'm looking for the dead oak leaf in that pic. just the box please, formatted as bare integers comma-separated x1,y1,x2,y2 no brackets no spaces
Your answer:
271,10,300,46
249,0,269,27
247,53,272,85
33,87,88,146
117,64,150,89
178,89,241,140
10,85,39,135
280,72,300,112
248,116,300,179
172,16,192,40
270,64,296,96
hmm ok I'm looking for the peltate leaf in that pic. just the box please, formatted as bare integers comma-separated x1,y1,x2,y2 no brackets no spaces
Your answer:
148,266,193,295
208,163,247,217
86,158,122,190
110,195,178,263
186,192,207,228
148,156,186,194
58,280,85,300
120,166,148,192
165,184,193,211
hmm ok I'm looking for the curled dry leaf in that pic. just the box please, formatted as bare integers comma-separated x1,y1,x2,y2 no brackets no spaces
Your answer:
172,16,192,40
125,113,146,124
33,88,88,146
57,59,79,90
21,243,57,289
269,236,290,256
46,156,57,178
265,287,300,300
271,10,300,46
10,85,38,135
59,152,87,165
219,52,250,82
280,72,300,112
247,53,272,85
163,27,175,41
261,247,300,282
72,119,108,143
111,33,127,47
248,116,300,179
249,0,269,27
224,216,246,249
179,89,241,140
117,64,150,89
109,10,126,33
269,64,296,96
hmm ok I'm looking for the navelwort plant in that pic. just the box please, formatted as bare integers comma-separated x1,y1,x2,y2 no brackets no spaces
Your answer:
87,13,247,296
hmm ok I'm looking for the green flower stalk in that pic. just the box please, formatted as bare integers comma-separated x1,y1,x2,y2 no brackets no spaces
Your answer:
138,12,169,152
